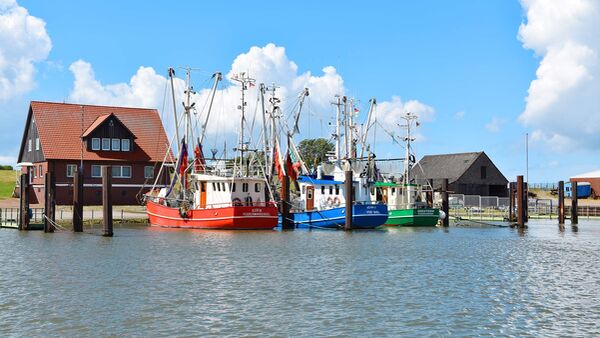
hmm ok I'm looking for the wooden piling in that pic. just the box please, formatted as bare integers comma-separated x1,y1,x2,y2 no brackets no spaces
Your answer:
19,173,29,230
44,172,56,233
524,182,529,222
344,170,353,231
280,175,293,230
102,166,113,237
73,166,84,232
508,182,515,223
426,178,433,207
558,180,565,224
441,178,449,227
516,175,525,228
571,181,578,225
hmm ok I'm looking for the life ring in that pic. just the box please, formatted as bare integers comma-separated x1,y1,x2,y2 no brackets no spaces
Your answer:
326,197,334,207
245,196,253,206
232,198,243,206
332,196,341,207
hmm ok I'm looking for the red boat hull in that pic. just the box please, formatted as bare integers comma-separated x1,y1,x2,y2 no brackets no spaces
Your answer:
146,200,278,230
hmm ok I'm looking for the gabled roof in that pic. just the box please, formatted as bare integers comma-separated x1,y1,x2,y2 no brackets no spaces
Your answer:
81,113,135,139
19,101,172,162
571,170,600,179
413,152,482,182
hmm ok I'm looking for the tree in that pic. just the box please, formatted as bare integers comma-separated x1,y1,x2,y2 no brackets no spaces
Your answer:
298,138,334,169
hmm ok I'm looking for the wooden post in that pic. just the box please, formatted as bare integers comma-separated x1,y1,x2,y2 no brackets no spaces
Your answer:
102,166,113,237
441,178,449,227
516,175,525,228
73,166,84,232
571,181,578,225
19,173,29,230
280,175,293,229
524,182,529,222
344,170,353,231
508,182,515,223
558,180,565,224
426,178,433,207
44,172,55,233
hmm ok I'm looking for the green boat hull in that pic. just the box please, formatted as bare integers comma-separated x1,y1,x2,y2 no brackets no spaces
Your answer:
385,208,440,226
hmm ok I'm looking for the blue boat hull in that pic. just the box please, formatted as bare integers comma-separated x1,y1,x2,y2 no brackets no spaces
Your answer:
281,204,388,229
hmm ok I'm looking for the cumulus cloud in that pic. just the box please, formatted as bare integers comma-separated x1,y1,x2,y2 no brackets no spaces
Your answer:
374,95,435,126
0,0,51,101
485,117,505,133
454,111,465,120
518,0,600,151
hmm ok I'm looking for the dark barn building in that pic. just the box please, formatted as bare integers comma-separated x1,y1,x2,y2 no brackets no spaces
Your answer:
412,151,508,197
17,101,171,205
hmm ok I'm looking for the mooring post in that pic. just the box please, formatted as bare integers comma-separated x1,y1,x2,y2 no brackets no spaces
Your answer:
344,170,353,231
426,178,434,207
516,175,525,228
19,173,29,230
44,172,55,233
441,178,449,227
102,166,113,237
508,182,515,223
558,180,565,224
73,166,84,232
280,175,293,230
571,181,578,226
524,182,529,222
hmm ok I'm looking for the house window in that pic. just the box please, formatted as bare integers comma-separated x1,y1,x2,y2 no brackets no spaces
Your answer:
121,139,130,151
39,165,42,177
112,139,120,151
91,138,101,150
255,183,261,192
35,138,39,150
112,166,132,178
102,138,110,151
242,183,249,192
33,165,37,178
91,165,102,177
481,166,487,179
67,164,77,177
28,139,32,152
144,166,154,179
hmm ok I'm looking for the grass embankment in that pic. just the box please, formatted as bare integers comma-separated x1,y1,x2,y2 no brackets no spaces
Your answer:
0,170,16,200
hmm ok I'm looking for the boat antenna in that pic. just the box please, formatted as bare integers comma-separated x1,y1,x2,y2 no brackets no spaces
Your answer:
231,72,255,176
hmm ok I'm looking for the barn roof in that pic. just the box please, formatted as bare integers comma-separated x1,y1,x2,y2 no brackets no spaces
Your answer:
412,152,483,182
571,170,600,179
19,101,172,162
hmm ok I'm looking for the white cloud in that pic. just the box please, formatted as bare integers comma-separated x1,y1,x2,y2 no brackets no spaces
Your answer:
485,117,505,133
518,0,600,151
454,111,465,120
0,0,51,101
374,95,435,127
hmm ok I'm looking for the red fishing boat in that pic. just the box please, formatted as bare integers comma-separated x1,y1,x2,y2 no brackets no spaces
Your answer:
144,69,278,230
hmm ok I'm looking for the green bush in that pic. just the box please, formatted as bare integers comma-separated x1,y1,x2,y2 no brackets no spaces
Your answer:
0,165,13,170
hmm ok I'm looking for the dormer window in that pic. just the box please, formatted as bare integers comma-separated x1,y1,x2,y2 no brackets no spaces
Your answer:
102,138,110,150
121,139,130,151
111,138,120,151
92,138,101,150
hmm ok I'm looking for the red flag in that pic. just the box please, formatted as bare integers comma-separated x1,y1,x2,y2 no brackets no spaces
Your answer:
286,153,298,181
179,140,188,189
274,141,285,182
194,143,205,173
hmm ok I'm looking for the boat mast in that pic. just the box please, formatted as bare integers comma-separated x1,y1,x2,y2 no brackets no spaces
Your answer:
232,72,255,177
291,88,310,136
400,112,417,204
343,96,350,159
331,95,342,163
360,98,376,159
259,83,269,174
168,68,180,150
199,72,222,145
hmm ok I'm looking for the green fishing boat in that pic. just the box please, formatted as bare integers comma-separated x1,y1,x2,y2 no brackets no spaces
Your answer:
371,112,442,226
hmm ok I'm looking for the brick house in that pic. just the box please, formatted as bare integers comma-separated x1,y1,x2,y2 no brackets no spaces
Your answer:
17,101,172,205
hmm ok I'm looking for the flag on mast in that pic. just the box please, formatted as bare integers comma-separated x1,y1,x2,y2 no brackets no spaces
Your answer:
273,138,286,182
179,139,188,189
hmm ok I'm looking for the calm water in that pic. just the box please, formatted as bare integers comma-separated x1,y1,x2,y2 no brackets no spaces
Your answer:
1,221,599,337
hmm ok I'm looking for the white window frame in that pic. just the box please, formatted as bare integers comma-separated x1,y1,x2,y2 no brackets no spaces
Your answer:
242,183,249,192
112,138,121,151
33,166,37,178
91,165,102,178
28,139,32,152
66,164,77,178
102,138,110,151
121,139,130,152
144,166,154,179
38,165,42,177
91,138,101,151
35,137,39,150
111,165,132,178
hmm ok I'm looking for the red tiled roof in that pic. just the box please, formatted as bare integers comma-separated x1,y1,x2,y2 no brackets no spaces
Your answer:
30,101,173,162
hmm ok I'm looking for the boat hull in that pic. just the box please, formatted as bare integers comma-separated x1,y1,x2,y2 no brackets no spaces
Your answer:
385,208,439,226
146,200,278,230
285,203,388,229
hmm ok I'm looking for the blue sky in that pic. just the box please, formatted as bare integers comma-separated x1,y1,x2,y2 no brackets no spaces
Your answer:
1,0,598,182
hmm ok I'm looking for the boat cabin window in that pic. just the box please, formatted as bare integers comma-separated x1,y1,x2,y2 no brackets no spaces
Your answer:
301,186,305,194
242,183,249,192
321,186,325,194
329,186,333,195
370,187,375,195
391,188,396,195
307,189,313,199
231,183,236,192
255,183,261,192
212,182,216,191
221,182,226,191
335,186,340,195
